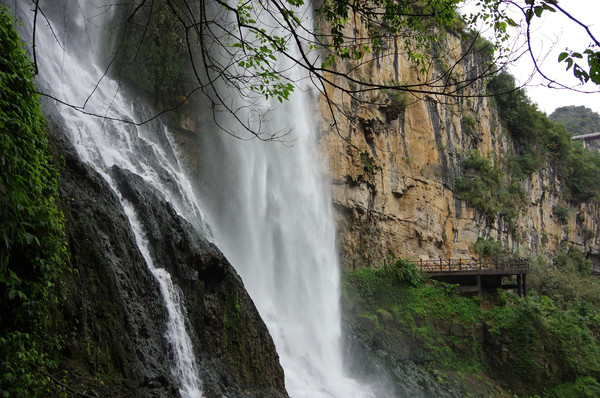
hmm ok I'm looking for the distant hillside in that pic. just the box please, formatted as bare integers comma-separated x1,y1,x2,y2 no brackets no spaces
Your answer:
550,105,600,136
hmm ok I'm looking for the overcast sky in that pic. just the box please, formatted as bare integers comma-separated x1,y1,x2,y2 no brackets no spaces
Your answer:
463,1,600,116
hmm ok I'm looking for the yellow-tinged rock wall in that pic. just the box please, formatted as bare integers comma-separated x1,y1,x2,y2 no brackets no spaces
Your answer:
317,25,600,270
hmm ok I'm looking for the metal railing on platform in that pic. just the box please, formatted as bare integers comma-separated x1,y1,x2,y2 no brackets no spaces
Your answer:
417,258,529,272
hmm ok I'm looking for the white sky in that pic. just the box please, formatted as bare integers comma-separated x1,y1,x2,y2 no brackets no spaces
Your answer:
463,0,600,116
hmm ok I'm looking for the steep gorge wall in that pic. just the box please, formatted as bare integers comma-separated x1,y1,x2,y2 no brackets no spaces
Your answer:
317,28,600,270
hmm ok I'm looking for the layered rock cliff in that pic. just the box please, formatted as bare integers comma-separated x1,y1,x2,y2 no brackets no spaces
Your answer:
317,28,600,269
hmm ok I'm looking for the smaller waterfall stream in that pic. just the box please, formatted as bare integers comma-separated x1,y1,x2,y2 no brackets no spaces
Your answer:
122,202,203,398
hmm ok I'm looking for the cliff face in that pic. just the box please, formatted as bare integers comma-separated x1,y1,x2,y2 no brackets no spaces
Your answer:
317,30,600,270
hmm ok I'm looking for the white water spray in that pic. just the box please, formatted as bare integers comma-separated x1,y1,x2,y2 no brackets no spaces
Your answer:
13,2,205,396
193,6,375,398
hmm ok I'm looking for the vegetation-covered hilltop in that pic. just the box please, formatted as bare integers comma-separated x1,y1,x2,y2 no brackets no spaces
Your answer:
550,105,600,151
550,106,600,136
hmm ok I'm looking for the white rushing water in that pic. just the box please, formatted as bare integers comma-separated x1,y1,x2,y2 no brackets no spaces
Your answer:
193,5,375,398
123,202,203,398
198,110,375,398
13,2,205,396
14,0,374,396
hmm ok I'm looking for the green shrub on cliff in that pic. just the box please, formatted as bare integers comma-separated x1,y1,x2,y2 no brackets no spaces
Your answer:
488,71,600,204
0,8,67,396
343,254,600,396
454,150,525,228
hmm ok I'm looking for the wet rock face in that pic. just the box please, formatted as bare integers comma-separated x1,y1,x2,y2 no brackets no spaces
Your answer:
52,122,178,397
110,167,287,398
50,122,287,398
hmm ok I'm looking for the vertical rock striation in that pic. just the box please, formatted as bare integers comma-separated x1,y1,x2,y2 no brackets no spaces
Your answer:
317,28,600,269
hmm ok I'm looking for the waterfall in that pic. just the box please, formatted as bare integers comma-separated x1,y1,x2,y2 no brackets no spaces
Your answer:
12,2,205,396
195,101,374,398
191,5,375,398
13,0,374,396
123,202,204,398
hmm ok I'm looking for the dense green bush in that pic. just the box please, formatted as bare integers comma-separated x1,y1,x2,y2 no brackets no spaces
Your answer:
484,291,600,391
454,150,525,228
383,256,424,287
530,245,600,308
473,237,508,258
553,205,570,224
0,8,67,396
488,71,600,204
344,252,600,396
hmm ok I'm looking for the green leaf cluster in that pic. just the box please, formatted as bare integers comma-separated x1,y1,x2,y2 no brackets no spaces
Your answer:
558,49,600,85
454,150,525,228
0,7,67,395
344,252,600,395
488,71,600,204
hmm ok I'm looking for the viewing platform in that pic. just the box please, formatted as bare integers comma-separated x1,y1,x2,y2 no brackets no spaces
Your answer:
571,132,600,149
417,258,530,297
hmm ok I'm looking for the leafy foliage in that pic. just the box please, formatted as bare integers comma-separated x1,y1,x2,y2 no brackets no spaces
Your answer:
484,291,600,390
558,49,600,85
488,71,600,204
344,250,600,395
553,205,570,224
0,8,67,395
473,237,509,259
529,245,599,308
454,150,525,227
318,0,465,71
383,257,424,287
